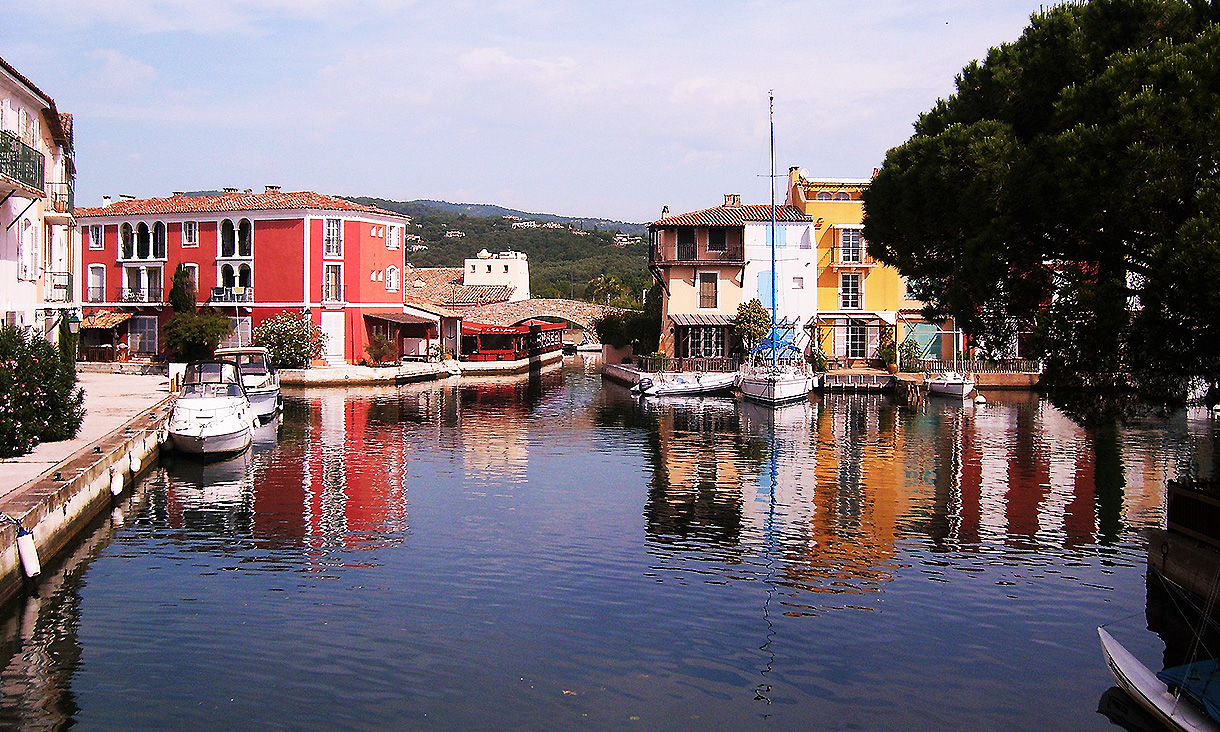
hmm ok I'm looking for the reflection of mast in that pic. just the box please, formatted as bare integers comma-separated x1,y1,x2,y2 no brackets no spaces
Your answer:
755,427,779,711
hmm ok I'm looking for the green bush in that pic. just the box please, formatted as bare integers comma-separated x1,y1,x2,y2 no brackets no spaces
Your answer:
253,311,327,369
364,333,398,365
0,325,85,457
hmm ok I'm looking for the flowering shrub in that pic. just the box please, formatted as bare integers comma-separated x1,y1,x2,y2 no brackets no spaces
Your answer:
252,312,327,369
0,326,85,457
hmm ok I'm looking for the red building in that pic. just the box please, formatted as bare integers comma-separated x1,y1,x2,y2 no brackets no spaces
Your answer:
75,188,419,364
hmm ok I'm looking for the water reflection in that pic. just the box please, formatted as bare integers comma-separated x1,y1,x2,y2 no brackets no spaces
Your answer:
1,361,1219,732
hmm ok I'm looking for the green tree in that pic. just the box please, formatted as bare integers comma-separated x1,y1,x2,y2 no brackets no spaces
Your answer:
734,299,771,355
163,311,233,362
168,264,197,314
863,0,1220,404
252,311,327,369
0,325,85,456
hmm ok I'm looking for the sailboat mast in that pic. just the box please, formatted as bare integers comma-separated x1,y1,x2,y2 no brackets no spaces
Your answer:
769,91,777,369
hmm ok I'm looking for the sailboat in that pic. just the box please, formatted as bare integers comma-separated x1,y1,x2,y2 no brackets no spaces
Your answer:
1099,628,1220,732
738,91,814,407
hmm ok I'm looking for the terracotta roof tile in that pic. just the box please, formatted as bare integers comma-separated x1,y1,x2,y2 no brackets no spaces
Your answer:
75,190,408,219
651,204,810,228
80,310,132,329
402,266,515,307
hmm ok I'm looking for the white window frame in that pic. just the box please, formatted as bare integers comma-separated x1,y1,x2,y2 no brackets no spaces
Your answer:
840,272,861,310
386,225,400,250
87,264,106,302
697,271,718,309
840,228,863,264
792,276,804,290
182,263,199,294
385,265,400,292
846,324,867,359
323,263,344,302
324,218,343,258
88,225,104,250
182,221,199,248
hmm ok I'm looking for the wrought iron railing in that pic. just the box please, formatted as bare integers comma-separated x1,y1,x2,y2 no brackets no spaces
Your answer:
118,286,164,303
46,180,74,213
322,284,346,303
85,286,105,303
0,131,44,193
650,241,745,265
210,286,254,303
43,271,71,302
636,355,739,373
913,358,1043,374
830,247,878,266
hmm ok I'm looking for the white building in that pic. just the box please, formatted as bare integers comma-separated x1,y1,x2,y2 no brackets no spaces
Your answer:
0,57,78,342
464,249,530,302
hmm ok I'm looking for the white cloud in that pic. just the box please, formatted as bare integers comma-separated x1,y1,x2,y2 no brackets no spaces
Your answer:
85,49,156,94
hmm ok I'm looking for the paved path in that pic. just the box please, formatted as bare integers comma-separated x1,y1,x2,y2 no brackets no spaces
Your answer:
0,372,170,500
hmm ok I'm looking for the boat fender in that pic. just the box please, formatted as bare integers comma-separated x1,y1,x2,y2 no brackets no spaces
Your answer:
974,394,987,404
15,525,40,579
110,465,125,496
636,378,653,396
129,451,141,474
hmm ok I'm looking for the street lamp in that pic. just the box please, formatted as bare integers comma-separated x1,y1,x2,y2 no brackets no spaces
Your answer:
67,311,81,335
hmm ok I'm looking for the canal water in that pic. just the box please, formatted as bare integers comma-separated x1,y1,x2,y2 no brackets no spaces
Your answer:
1,356,1217,731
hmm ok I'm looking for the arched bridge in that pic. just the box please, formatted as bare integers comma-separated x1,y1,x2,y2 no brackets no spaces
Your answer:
462,298,626,333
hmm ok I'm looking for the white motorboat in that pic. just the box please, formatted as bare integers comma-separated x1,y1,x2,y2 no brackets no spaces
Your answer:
168,360,259,456
926,370,975,398
632,371,737,397
215,346,281,421
1098,628,1220,732
739,363,814,406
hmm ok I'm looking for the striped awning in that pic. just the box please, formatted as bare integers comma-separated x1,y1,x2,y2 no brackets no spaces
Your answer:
669,313,734,327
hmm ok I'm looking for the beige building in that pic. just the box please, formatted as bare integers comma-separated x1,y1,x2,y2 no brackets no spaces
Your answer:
0,56,78,343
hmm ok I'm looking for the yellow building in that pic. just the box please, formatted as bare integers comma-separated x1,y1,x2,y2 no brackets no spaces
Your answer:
786,168,940,365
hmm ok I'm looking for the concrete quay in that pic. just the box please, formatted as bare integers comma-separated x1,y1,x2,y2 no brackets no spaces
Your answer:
0,372,171,607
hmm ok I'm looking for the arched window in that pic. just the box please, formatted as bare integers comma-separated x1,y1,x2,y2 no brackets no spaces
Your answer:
816,192,832,201
237,219,252,257
834,192,850,200
152,222,167,259
237,264,251,288
221,219,236,258
385,266,399,292
136,222,151,259
221,263,236,287
120,223,134,259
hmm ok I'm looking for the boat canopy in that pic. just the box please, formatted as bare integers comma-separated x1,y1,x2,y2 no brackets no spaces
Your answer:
1157,659,1220,723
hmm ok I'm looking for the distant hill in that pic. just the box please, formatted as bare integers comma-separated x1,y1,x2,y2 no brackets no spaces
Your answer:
346,196,652,305
386,199,647,236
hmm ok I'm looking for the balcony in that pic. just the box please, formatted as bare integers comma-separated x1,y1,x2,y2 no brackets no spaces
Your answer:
0,131,44,194
118,286,164,304
210,286,253,303
46,181,74,214
649,242,745,266
43,271,71,303
830,247,879,268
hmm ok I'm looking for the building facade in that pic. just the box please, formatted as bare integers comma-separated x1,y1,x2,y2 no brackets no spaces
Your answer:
784,168,935,366
75,189,417,365
0,57,78,344
649,172,936,367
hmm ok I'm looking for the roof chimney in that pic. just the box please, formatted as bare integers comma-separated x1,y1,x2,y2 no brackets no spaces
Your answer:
724,193,742,207
661,205,669,218
119,194,136,201
171,191,184,197
222,187,238,193
101,196,112,208
265,185,280,193
243,188,252,195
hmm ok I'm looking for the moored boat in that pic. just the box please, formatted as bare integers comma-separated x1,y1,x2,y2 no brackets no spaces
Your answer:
215,346,281,421
738,362,813,405
168,360,260,456
926,370,975,398
1098,628,1220,732
632,371,737,397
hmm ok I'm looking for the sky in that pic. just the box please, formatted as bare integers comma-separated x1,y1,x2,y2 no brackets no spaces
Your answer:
5,1,1052,223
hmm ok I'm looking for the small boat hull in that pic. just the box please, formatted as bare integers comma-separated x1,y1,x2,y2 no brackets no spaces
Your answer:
1098,628,1220,732
926,372,975,398
247,386,282,421
739,372,812,406
169,424,254,456
633,372,737,397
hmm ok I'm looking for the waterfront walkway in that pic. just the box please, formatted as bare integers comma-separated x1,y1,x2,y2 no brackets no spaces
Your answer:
0,372,170,501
